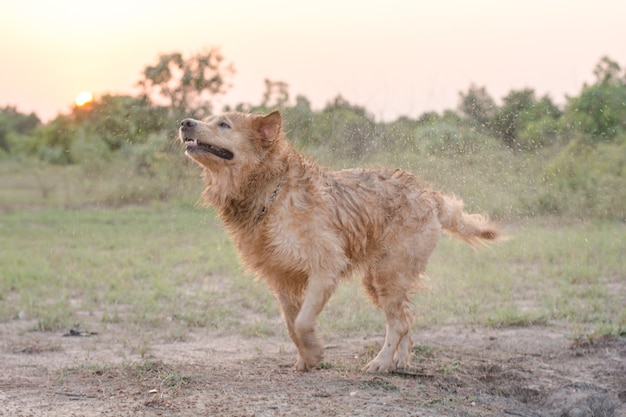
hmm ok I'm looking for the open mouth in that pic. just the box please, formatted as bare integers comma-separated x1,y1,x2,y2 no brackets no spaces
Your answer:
184,138,234,160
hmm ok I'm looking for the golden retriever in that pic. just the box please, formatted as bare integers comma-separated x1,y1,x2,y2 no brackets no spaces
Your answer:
179,110,500,373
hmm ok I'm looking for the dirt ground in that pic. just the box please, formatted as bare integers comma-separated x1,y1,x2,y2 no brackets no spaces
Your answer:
1,319,624,417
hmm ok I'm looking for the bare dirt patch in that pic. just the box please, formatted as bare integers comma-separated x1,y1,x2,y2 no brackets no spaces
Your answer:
1,321,624,417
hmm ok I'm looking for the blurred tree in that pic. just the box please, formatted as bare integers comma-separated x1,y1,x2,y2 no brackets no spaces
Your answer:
413,116,498,156
30,115,75,164
565,56,626,142
261,79,290,109
323,95,370,117
282,94,314,148
137,48,235,120
21,94,172,164
543,57,626,219
381,116,422,152
73,94,170,151
317,95,376,159
0,106,40,153
416,111,440,125
457,84,496,131
241,79,291,115
490,89,564,149
491,88,538,148
593,55,622,84
515,95,562,149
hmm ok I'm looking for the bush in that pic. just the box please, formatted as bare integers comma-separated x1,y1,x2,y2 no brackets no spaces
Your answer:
308,99,377,160
516,116,563,150
69,128,113,170
565,83,626,143
545,136,626,219
564,56,626,143
413,120,499,155
0,106,40,153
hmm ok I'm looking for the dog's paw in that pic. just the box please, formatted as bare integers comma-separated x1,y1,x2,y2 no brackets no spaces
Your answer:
295,362,314,372
293,337,323,371
294,356,321,372
393,354,410,371
363,359,394,374
294,356,309,372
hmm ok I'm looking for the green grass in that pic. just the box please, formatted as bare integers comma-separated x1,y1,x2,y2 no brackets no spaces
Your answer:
0,206,246,331
416,220,625,329
1,156,624,342
0,156,202,210
4,206,621,338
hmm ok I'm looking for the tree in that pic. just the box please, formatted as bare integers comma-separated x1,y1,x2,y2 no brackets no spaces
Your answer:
593,55,622,85
317,95,376,159
30,115,75,164
491,88,537,147
282,95,314,148
260,79,290,109
458,84,496,131
0,106,40,153
137,48,235,120
514,95,562,149
416,111,440,125
73,94,170,151
565,56,626,142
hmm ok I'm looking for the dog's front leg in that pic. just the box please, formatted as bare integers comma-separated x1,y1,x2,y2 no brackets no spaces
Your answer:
275,293,304,365
292,275,338,371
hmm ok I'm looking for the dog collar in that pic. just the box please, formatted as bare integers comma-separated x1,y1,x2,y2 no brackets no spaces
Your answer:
254,177,284,224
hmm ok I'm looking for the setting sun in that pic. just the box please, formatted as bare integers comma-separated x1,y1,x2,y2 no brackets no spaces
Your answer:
75,91,93,107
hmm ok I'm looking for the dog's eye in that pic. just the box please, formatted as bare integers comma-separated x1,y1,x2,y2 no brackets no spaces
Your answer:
218,121,231,129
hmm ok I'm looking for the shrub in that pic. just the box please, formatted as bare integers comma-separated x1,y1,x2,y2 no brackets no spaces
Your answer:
413,120,498,155
545,136,626,219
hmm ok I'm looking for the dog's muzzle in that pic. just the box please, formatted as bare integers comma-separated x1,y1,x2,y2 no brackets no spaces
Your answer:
179,119,234,160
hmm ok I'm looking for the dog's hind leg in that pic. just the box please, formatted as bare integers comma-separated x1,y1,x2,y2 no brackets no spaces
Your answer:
364,215,441,373
394,331,413,370
292,275,338,371
363,289,414,373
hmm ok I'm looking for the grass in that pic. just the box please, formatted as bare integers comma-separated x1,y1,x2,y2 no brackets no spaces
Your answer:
0,205,245,332
416,220,625,329
0,156,202,210
1,155,624,344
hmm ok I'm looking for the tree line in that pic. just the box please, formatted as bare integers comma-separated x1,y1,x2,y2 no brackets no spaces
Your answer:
1,52,625,164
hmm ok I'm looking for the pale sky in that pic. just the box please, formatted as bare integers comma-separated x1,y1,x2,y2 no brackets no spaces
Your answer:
1,0,625,121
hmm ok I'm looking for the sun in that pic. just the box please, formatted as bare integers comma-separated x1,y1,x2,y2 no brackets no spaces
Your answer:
75,91,93,107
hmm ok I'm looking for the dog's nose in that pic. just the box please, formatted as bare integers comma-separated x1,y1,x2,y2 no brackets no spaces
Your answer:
180,119,197,130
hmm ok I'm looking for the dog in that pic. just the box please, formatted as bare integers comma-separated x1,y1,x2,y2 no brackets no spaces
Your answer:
179,110,500,373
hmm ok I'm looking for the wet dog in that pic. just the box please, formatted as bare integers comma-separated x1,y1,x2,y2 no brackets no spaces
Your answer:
179,110,500,372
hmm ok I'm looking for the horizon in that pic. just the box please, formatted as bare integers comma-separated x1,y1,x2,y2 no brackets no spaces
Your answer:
1,0,625,122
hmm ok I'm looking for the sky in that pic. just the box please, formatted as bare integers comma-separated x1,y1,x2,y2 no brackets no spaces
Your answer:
1,0,625,122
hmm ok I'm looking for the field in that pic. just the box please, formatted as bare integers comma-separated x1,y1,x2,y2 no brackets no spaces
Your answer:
1,153,625,416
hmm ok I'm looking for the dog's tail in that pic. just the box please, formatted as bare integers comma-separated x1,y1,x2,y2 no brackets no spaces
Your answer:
437,194,501,248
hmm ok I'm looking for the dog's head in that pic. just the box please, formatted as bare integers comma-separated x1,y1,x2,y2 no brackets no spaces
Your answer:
179,111,285,202
179,111,282,166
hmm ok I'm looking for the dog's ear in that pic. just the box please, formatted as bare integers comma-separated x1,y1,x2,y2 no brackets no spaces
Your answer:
253,111,282,144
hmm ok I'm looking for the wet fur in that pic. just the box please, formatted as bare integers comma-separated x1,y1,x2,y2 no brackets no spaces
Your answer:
179,111,501,373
